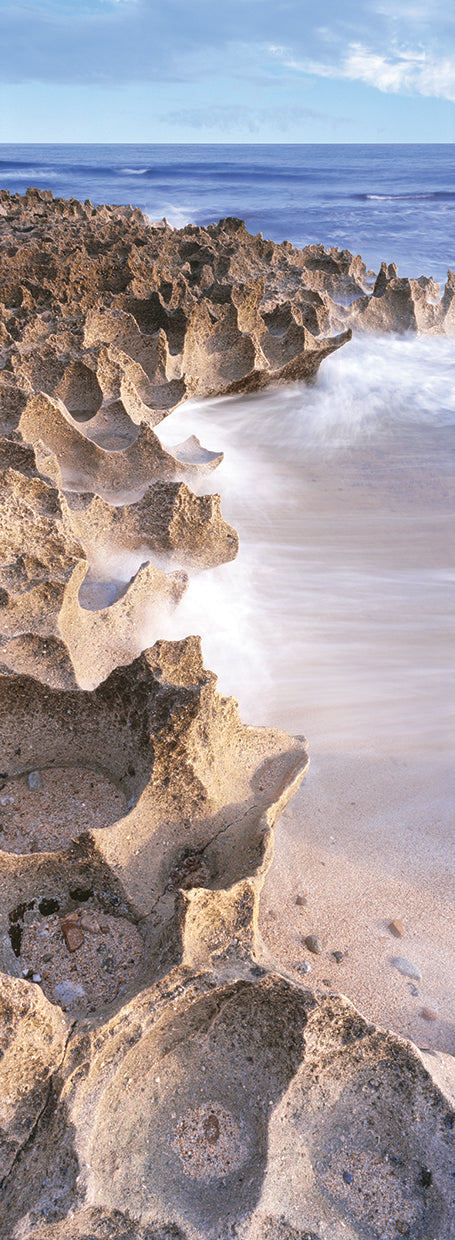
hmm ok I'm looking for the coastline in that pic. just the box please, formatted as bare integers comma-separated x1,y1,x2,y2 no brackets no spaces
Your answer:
1,187,454,1238
155,369,455,1059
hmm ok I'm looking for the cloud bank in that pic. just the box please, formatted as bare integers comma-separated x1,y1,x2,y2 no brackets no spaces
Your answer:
1,1,454,141
1,0,454,99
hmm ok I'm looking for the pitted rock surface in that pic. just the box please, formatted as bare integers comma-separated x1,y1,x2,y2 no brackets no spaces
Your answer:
0,191,454,1240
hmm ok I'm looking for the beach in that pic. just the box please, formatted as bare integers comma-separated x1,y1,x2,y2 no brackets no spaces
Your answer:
156,334,455,1055
261,751,455,1054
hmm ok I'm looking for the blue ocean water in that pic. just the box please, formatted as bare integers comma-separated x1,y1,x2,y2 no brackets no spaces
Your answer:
0,143,454,282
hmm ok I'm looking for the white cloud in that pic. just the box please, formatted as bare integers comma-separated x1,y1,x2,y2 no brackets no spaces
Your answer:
343,44,455,99
268,41,455,103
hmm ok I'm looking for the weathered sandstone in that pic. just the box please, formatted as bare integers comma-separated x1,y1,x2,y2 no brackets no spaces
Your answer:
0,191,454,1240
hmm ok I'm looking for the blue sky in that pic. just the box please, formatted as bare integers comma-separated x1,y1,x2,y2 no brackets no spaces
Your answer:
0,0,454,142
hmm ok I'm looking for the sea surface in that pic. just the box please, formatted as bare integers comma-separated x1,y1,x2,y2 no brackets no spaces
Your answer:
0,142,454,281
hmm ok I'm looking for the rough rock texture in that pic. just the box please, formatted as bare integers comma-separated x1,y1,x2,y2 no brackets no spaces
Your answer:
347,263,455,335
0,191,351,425
1,191,455,1240
17,392,223,497
0,465,191,688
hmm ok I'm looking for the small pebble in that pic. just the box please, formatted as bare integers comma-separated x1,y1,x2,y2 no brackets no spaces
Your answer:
391,957,421,981
295,895,307,907
60,919,84,953
53,979,86,1008
332,950,344,963
79,911,101,933
305,934,323,954
388,918,405,938
420,1167,432,1188
27,770,42,791
295,961,311,974
342,1170,353,1185
420,1007,438,1022
32,973,42,983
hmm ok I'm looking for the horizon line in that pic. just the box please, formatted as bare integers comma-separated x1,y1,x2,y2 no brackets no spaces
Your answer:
1,140,455,147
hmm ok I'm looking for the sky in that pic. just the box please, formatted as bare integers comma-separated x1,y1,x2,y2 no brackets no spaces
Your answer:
0,0,455,143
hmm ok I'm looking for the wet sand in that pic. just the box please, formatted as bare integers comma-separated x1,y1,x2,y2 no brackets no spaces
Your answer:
260,752,455,1054
257,415,455,1054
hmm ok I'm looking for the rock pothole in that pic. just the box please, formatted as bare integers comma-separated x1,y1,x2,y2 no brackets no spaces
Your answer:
0,766,128,853
19,906,144,1012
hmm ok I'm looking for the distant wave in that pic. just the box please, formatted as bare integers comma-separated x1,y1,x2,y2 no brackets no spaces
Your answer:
0,169,61,181
0,158,317,185
357,192,455,202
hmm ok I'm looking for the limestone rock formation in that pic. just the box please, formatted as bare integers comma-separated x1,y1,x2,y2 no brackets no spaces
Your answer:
0,465,191,688
17,392,222,498
1,191,455,1240
65,482,239,570
0,191,351,427
348,263,455,335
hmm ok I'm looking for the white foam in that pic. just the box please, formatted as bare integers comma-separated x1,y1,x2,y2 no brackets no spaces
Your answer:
143,204,195,230
154,334,455,757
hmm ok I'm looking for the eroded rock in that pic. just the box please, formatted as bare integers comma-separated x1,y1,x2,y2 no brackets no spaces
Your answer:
1,190,454,1240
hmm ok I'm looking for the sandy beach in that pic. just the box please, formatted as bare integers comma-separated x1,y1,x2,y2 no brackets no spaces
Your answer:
260,750,455,1055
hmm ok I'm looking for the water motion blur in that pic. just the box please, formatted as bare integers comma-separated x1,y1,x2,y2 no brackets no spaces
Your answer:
156,333,455,757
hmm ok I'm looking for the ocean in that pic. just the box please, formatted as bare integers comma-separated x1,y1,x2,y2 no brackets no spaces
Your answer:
1,141,454,1046
0,142,454,281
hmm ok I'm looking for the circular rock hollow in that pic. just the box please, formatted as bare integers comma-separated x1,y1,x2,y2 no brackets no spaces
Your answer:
0,767,128,854
20,907,144,1012
89,979,310,1230
55,360,103,422
0,660,155,857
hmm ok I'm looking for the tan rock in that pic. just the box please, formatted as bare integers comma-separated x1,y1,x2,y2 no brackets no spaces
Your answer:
1,190,454,1240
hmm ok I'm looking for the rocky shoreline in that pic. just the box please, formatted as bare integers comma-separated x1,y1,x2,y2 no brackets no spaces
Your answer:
0,189,454,1240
